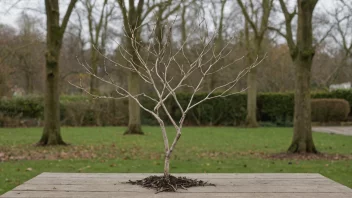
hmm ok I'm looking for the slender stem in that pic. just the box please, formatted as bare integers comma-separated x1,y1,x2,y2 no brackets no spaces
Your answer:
164,155,170,178
159,121,169,154
168,129,181,158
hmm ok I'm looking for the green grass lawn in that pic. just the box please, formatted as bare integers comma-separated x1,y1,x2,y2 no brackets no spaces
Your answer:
0,127,351,195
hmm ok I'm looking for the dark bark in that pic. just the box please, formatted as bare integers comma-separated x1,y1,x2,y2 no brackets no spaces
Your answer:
37,0,77,146
124,123,143,135
89,52,99,94
287,0,318,153
181,5,187,44
118,0,146,135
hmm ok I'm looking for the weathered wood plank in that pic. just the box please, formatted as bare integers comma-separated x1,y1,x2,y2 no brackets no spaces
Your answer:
2,191,352,198
23,178,336,186
1,173,351,198
13,183,352,193
37,173,326,179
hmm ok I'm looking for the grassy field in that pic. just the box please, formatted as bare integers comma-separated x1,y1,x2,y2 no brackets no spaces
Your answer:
0,127,352,195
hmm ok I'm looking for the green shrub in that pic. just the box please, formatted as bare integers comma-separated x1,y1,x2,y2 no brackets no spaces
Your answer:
258,93,294,126
311,99,350,122
0,96,44,118
312,90,352,113
1,90,352,127
61,99,128,126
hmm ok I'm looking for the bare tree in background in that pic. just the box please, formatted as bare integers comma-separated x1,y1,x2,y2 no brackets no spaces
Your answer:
116,0,161,135
272,0,319,153
325,0,352,86
206,0,227,92
180,0,202,45
72,21,261,190
83,0,115,94
14,12,44,94
237,0,273,127
153,0,180,46
37,0,78,146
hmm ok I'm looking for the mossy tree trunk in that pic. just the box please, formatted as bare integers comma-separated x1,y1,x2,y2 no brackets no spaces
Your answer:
288,58,317,153
37,0,77,146
288,0,318,153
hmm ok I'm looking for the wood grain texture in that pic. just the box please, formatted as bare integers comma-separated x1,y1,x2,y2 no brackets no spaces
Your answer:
1,173,351,198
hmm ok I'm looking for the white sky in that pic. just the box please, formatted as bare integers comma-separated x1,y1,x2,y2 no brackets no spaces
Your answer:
0,0,336,30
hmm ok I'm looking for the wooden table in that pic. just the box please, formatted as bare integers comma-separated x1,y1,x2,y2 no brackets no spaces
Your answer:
1,173,352,197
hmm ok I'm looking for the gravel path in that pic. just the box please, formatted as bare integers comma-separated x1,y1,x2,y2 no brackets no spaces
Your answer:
312,126,352,136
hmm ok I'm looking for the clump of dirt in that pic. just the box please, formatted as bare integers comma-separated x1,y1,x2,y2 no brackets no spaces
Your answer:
269,152,352,161
126,175,215,193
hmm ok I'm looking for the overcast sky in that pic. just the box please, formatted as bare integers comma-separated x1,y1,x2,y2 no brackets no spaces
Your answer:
0,0,337,30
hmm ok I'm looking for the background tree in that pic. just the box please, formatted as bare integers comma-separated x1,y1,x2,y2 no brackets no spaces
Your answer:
237,0,273,127
153,0,180,46
37,0,78,146
14,13,44,94
273,0,319,153
116,0,160,135
83,0,114,94
324,0,352,86
205,0,227,92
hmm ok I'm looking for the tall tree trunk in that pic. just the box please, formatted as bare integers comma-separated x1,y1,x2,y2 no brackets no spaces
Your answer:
243,19,259,127
120,0,145,135
90,50,99,94
288,58,317,153
124,34,143,135
246,66,258,127
181,5,187,44
238,0,272,128
287,0,318,153
38,51,66,145
27,73,34,94
37,0,77,146
124,71,143,134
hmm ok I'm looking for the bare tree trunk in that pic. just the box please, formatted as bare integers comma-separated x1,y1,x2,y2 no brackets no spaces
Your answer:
123,22,143,134
288,59,317,153
246,67,259,127
117,0,146,135
84,0,109,95
123,24,143,134
238,0,272,128
181,5,187,44
37,0,77,146
287,0,318,153
38,52,66,145
25,72,34,94
90,50,99,94
124,71,143,134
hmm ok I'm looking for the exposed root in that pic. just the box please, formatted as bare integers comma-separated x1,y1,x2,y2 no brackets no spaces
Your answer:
125,175,215,193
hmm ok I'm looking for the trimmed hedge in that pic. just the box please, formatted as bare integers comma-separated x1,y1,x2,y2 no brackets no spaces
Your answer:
1,90,352,127
311,99,350,122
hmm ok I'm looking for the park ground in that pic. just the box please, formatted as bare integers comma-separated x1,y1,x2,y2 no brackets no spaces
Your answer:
0,127,351,195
